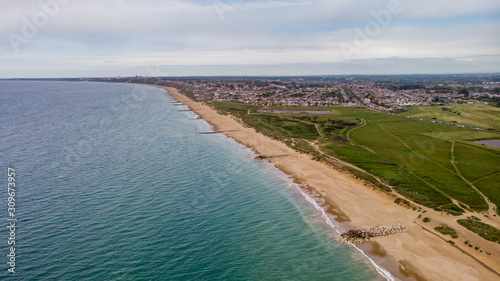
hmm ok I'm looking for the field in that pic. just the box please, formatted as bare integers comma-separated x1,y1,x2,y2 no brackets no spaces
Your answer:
210,102,500,215
405,103,500,130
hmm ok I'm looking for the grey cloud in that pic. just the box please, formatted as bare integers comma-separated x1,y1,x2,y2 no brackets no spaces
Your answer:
0,0,499,77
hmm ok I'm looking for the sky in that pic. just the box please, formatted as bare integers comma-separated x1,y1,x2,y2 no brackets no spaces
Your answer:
1,0,500,78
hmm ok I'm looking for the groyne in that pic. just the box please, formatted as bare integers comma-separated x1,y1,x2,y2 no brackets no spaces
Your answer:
254,154,289,160
341,225,407,244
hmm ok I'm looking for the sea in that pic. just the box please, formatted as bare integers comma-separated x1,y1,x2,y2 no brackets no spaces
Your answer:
0,81,392,280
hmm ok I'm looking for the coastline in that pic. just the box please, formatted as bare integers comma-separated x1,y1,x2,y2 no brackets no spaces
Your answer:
159,85,500,281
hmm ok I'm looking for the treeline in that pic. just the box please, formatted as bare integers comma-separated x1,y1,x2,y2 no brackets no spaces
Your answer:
476,96,500,107
387,84,425,91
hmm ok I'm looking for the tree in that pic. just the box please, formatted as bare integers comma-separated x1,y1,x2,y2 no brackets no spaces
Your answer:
458,88,470,97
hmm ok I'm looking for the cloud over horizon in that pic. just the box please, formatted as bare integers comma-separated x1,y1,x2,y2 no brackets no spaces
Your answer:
1,0,500,77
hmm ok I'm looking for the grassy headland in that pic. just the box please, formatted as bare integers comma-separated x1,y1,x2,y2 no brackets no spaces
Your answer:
209,102,500,215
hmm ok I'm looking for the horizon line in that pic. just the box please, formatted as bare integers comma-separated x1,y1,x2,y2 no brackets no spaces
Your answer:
2,72,500,80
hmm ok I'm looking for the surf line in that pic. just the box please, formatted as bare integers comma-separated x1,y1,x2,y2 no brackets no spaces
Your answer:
291,183,396,281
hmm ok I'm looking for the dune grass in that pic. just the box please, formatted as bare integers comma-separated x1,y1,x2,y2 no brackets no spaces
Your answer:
458,218,500,243
435,225,459,238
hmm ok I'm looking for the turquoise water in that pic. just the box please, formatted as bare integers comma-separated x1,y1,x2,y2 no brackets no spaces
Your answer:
0,81,388,280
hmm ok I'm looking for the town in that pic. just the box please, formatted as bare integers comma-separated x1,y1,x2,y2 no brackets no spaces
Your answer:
115,74,500,111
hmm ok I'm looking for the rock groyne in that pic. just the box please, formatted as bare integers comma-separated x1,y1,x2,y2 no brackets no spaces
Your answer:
341,225,407,244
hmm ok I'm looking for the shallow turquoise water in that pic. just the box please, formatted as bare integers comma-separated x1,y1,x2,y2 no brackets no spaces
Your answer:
0,81,387,280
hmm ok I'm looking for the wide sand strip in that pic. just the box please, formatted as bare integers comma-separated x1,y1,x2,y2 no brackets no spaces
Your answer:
161,86,500,281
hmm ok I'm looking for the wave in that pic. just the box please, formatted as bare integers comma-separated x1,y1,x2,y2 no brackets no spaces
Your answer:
248,153,397,281
291,183,397,281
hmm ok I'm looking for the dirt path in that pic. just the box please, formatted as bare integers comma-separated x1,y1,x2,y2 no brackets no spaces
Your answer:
345,119,387,159
472,172,500,184
346,118,366,145
378,123,459,176
314,123,325,138
450,141,500,225
304,138,397,195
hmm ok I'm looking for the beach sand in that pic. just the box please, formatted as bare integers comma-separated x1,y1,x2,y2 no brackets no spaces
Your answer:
162,86,500,281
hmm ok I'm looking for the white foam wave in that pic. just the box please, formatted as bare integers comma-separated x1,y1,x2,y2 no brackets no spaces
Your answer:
292,183,397,281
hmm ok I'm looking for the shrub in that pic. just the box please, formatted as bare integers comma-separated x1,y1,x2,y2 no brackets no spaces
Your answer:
434,204,465,216
395,198,411,206
457,218,500,244
435,225,459,238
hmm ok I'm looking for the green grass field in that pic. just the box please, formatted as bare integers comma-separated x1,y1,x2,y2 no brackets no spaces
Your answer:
405,103,500,130
209,102,500,214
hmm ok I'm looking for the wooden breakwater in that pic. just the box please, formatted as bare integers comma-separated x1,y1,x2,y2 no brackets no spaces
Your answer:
198,130,240,135
254,154,289,160
199,131,223,135
341,225,406,244
258,109,331,115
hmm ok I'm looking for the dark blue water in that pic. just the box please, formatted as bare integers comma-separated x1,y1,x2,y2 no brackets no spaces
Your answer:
0,81,388,280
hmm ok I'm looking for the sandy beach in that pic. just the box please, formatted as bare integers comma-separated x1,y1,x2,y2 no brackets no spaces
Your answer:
161,86,500,281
